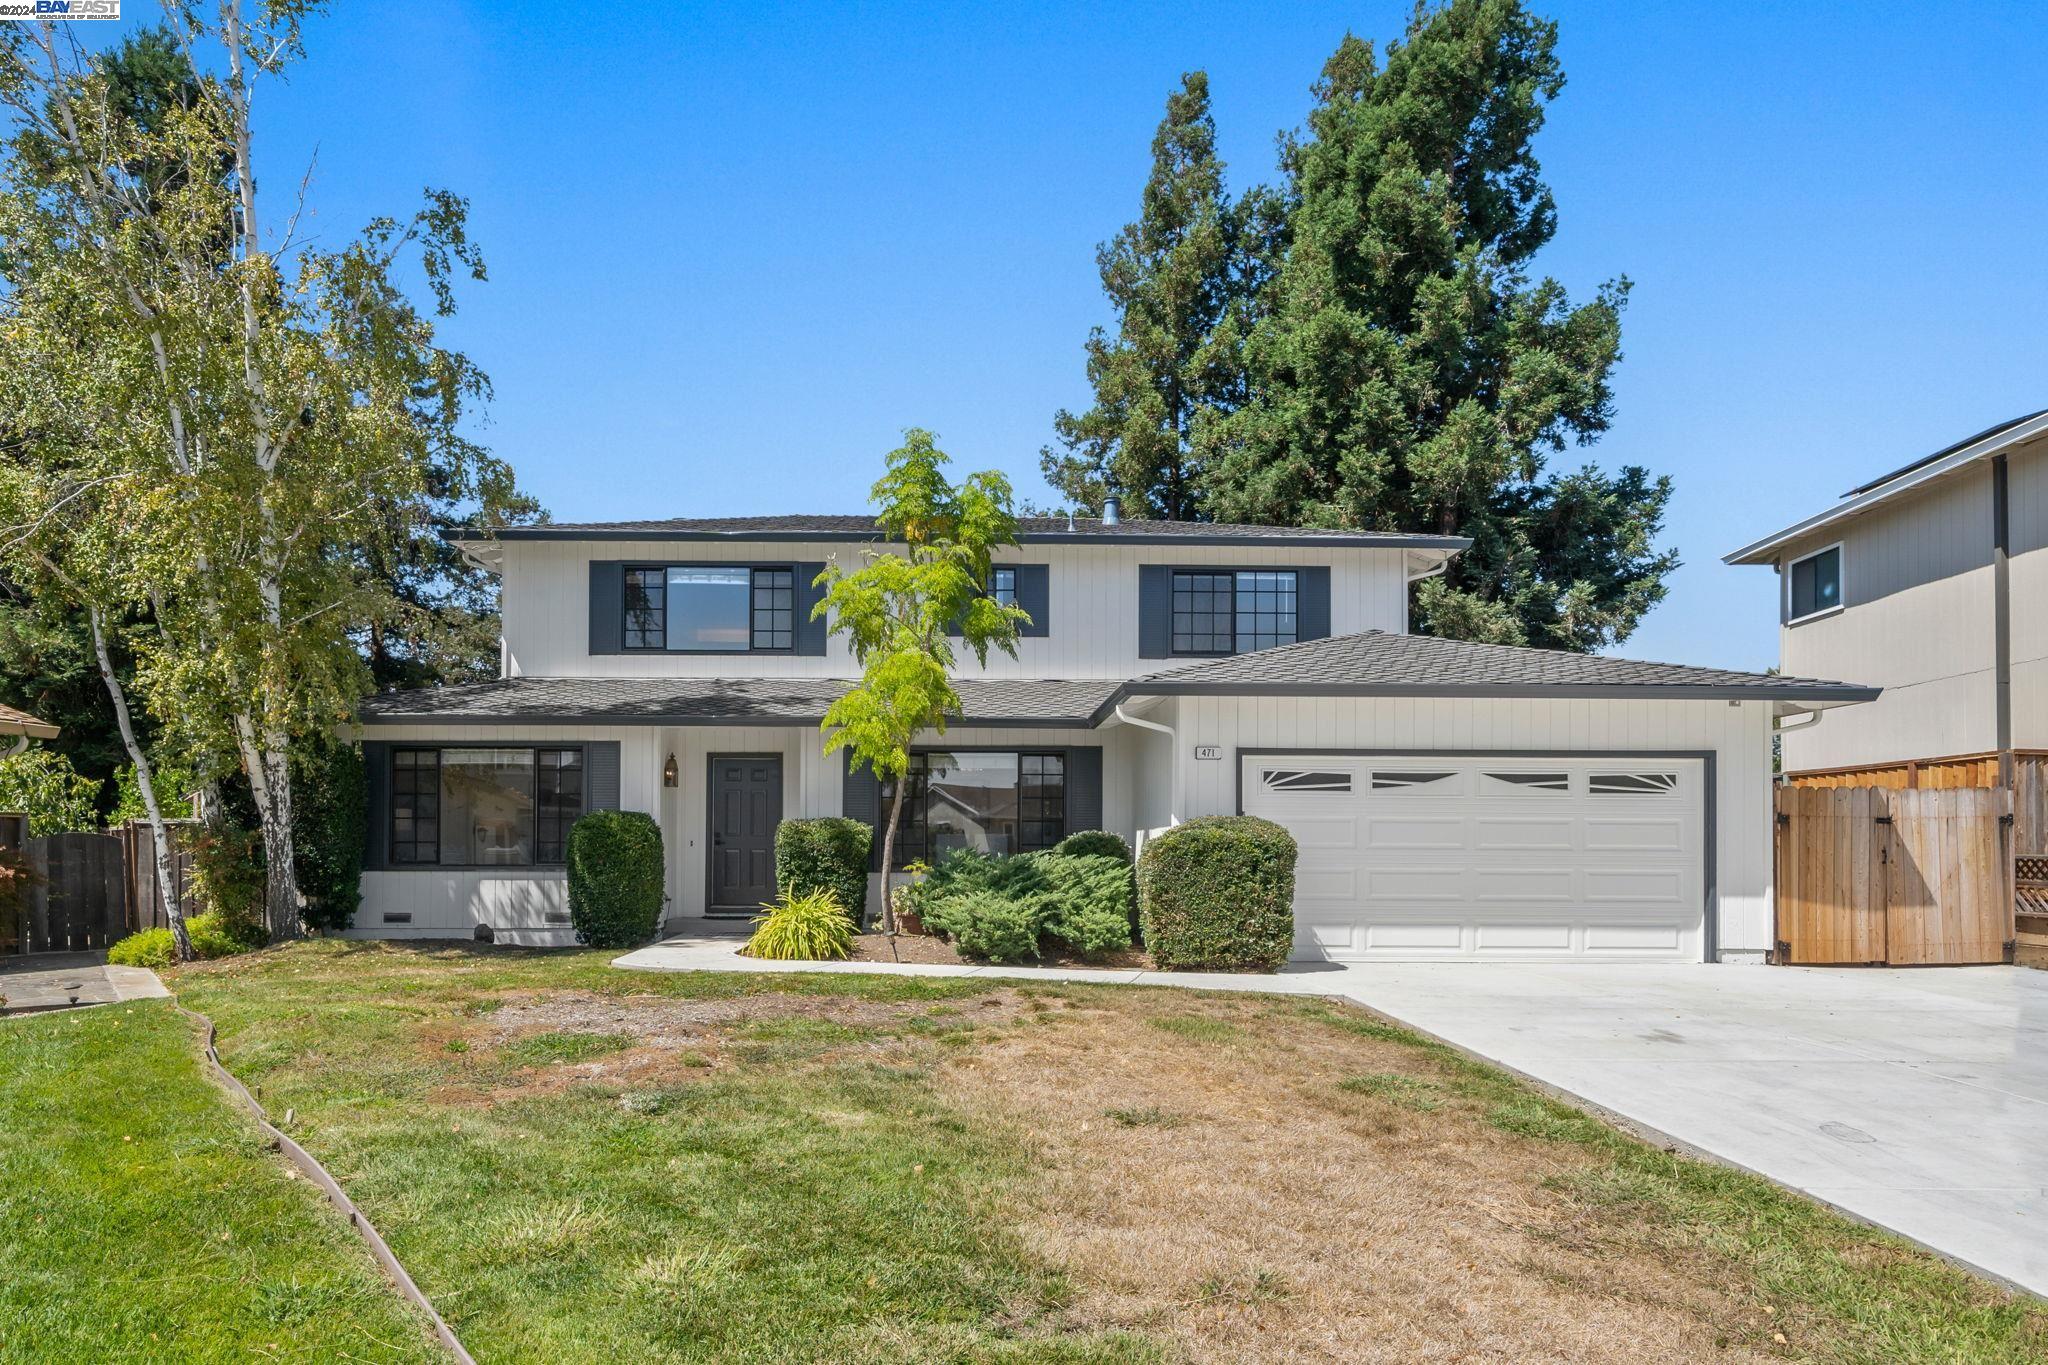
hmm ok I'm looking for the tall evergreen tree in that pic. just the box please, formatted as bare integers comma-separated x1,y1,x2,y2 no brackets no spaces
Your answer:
1201,0,1676,650
1042,72,1275,520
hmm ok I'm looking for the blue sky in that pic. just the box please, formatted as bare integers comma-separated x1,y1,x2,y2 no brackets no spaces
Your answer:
211,1,2048,672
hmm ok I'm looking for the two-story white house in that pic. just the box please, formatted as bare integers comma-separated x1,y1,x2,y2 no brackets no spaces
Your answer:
354,507,1874,963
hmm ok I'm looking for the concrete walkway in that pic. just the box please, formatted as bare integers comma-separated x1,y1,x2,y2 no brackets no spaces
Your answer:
616,933,2048,1297
0,952,170,1016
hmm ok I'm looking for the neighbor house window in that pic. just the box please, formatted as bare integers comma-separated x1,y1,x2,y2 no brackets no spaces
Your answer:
990,566,1018,608
391,747,584,867
1171,569,1298,655
1787,545,1842,621
885,751,1066,868
625,565,796,652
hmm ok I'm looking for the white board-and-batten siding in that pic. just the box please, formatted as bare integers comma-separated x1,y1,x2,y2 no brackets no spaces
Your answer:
1157,694,1777,959
500,540,1414,681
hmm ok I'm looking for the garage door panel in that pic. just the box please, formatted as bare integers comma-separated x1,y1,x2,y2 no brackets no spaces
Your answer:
1474,923,1574,953
1585,924,1685,953
1245,753,1703,963
1366,816,1465,850
1363,867,1463,901
1584,868,1684,903
1584,817,1686,852
1363,922,1465,952
1472,816,1576,851
1473,868,1573,902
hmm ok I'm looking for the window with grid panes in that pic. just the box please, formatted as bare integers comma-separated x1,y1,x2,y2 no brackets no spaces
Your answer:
1170,569,1298,654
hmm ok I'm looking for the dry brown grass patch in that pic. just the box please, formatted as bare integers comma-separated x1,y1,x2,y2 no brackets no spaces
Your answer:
938,992,1777,1364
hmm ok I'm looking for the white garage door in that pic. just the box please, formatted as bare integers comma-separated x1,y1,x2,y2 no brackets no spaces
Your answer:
1241,755,1705,962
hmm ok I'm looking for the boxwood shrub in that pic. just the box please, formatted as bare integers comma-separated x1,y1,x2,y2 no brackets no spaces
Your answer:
773,817,871,924
1138,816,1297,970
566,810,665,948
1052,829,1131,863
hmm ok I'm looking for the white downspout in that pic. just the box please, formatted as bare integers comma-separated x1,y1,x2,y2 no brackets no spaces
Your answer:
3,734,26,758
1403,550,1453,634
1113,701,1180,843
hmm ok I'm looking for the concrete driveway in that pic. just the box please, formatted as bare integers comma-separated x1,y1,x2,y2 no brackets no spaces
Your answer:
618,934,2048,1296
1318,962,2048,1298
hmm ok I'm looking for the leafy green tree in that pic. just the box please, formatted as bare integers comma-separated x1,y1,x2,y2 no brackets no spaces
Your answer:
1200,1,1676,649
0,746,100,836
1042,72,1278,520
0,6,529,940
815,431,1027,940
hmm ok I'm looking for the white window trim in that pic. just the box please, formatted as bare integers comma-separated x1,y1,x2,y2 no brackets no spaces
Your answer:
1783,541,1845,625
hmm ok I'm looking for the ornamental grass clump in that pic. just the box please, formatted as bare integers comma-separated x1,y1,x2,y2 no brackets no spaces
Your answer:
746,888,855,961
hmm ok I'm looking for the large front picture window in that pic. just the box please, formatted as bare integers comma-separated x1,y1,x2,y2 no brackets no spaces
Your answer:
1172,569,1298,655
391,747,584,867
886,751,1066,868
624,565,796,652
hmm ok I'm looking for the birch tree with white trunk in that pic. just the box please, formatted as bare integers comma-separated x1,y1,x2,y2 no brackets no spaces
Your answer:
0,7,522,940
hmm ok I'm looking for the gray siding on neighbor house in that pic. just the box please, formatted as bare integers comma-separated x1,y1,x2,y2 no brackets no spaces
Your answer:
1778,458,2003,772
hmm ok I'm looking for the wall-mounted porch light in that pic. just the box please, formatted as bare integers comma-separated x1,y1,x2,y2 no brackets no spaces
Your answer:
663,753,679,787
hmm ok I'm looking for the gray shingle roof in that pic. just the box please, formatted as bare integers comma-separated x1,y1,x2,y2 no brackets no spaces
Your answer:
357,675,1121,728
1127,631,1879,702
457,514,1468,551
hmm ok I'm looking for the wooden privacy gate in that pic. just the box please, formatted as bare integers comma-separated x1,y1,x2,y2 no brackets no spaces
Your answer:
0,832,130,956
1775,786,2014,965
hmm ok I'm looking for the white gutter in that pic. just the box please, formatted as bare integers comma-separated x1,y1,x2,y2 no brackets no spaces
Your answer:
1724,410,2048,565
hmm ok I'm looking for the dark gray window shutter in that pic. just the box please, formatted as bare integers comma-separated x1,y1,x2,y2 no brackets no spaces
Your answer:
585,741,621,811
589,561,625,654
842,752,885,872
1015,564,1050,638
1066,746,1103,835
362,741,391,870
795,561,829,655
1297,566,1332,641
1139,565,1172,658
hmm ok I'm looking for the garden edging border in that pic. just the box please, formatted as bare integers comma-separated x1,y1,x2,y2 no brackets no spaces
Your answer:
174,1003,477,1365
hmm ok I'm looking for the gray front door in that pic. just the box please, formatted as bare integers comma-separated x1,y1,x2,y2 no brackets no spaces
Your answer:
709,755,782,913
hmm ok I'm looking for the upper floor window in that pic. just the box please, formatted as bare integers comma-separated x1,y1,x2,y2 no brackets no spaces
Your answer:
1172,569,1298,655
990,566,1017,609
1787,545,1842,622
624,565,795,652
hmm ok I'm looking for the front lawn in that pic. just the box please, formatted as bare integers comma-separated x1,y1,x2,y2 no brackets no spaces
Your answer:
169,942,2046,1364
0,1000,447,1363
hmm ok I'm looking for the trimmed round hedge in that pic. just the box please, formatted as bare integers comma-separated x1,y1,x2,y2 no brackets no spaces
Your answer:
773,817,871,923
1138,816,1297,970
1052,829,1132,863
566,810,666,948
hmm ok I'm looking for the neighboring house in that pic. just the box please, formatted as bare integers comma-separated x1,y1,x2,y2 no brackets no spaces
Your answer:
355,506,1873,962
1725,410,2048,845
0,702,59,757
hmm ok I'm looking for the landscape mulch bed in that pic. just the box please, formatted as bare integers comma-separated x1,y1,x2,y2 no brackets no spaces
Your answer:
846,931,1153,971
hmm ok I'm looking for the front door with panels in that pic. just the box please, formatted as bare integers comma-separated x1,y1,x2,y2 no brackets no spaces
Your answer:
709,755,782,915
1242,755,1705,961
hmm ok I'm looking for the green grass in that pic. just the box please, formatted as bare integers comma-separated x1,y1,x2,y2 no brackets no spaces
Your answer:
174,942,1157,1364
142,942,2048,1365
0,1000,445,1363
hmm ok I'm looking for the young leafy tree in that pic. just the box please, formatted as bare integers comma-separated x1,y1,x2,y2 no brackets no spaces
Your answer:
1200,1,1677,650
1043,72,1278,520
0,8,529,939
815,431,1027,943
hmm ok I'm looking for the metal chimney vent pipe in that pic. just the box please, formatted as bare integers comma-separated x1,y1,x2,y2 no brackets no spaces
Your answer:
1102,494,1122,525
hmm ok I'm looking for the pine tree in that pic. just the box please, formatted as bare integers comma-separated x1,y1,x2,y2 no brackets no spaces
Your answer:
1202,1,1677,650
1042,72,1274,520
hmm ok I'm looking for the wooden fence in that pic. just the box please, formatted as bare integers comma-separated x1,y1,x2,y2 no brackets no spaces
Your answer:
119,818,203,931
1,831,130,955
1785,751,2048,853
0,817,204,956
1775,786,2014,965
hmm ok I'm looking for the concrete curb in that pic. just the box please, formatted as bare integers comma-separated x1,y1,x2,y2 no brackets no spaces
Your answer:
174,1003,477,1365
